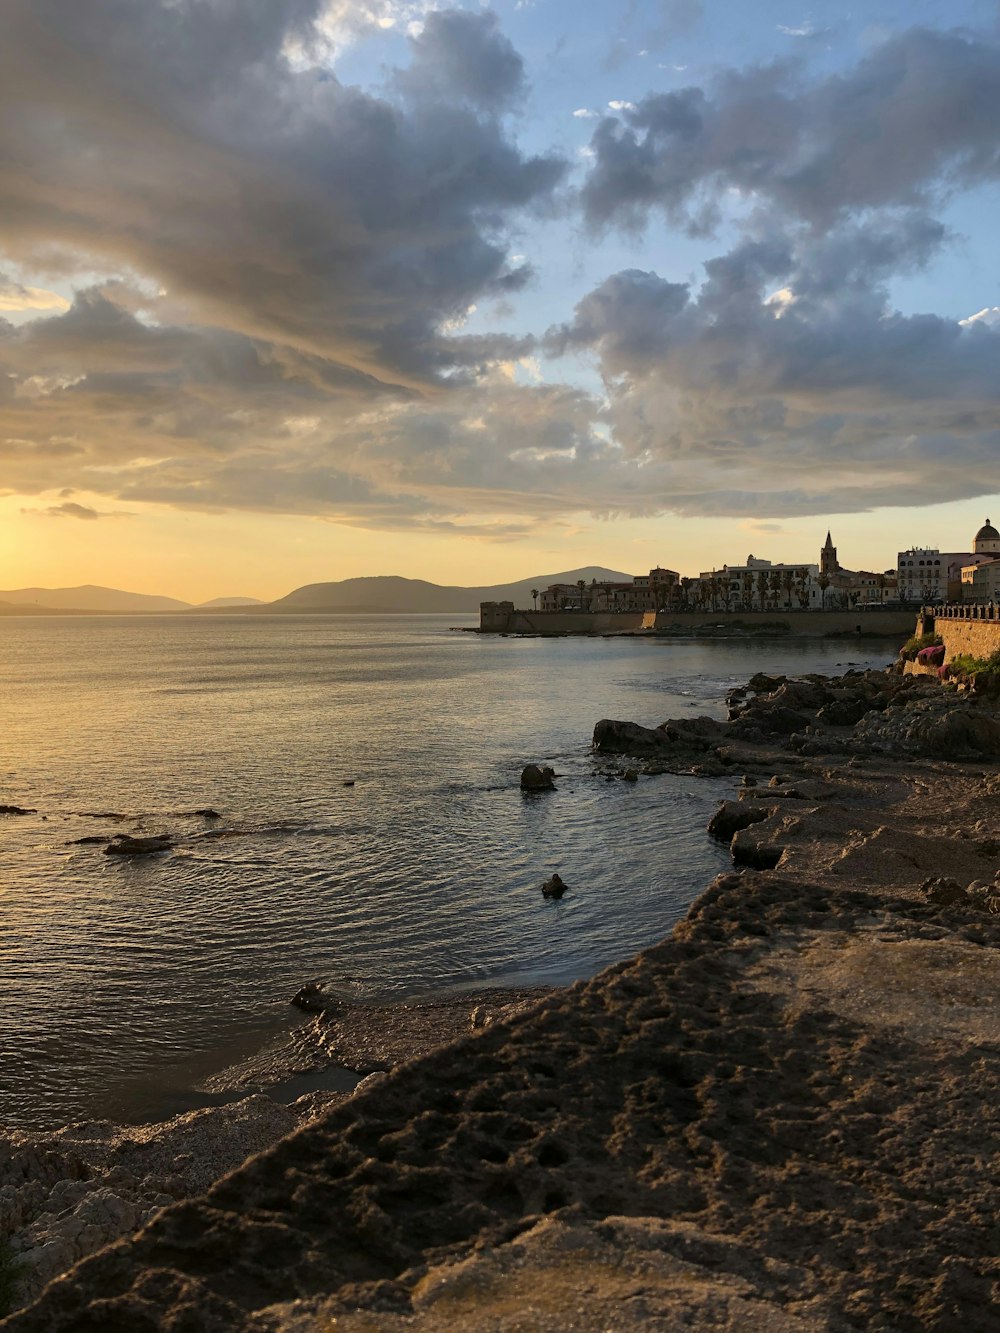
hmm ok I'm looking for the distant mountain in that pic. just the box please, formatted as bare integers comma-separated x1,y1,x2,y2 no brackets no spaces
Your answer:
265,568,636,614
196,596,264,608
0,584,192,612
0,598,71,615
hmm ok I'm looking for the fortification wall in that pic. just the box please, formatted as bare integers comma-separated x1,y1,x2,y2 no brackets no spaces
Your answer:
651,609,913,636
479,606,914,636
485,611,646,634
936,620,1000,662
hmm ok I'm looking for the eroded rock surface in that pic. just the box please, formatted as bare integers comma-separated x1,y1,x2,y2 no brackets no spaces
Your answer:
0,1094,343,1312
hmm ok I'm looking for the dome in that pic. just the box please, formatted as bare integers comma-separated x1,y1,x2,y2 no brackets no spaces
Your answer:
976,518,1000,543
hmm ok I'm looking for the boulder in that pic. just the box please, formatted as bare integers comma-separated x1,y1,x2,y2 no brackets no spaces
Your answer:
920,877,968,907
593,717,720,757
728,703,812,740
291,982,333,1013
730,827,785,869
104,835,173,857
853,697,1000,760
541,873,567,899
707,801,772,843
747,673,785,694
593,720,673,755
815,697,873,727
520,764,556,792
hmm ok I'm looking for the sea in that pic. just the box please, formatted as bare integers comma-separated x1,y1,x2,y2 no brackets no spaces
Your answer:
1,614,901,1129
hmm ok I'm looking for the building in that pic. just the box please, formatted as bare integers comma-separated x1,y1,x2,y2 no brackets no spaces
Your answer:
540,567,679,614
899,520,999,604
539,583,589,612
960,519,1000,602
692,557,821,611
820,532,839,577
962,560,1000,603
973,518,1000,557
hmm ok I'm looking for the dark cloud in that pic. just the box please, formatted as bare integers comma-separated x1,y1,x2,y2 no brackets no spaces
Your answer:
0,2,563,390
581,28,1000,231
396,10,525,111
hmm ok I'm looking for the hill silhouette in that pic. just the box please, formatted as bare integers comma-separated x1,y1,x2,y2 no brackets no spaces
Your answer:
265,568,635,614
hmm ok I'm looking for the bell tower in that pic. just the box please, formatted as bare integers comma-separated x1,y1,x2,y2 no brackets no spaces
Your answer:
820,531,839,576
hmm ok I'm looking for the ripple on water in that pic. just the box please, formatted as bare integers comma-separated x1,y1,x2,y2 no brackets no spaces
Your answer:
0,617,899,1125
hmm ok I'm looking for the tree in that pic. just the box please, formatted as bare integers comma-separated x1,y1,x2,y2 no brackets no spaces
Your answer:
531,588,539,611
576,579,586,610
818,573,830,609
781,569,794,610
756,570,769,611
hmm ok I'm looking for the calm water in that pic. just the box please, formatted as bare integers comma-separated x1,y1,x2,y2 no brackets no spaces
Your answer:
1,615,898,1127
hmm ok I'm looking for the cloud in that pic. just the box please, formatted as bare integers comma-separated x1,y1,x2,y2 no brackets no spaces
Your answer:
2,6,1000,534
581,28,1000,231
394,9,526,111
542,220,1000,517
22,501,132,520
0,3,564,394
0,276,69,313
573,108,599,118
961,306,1000,328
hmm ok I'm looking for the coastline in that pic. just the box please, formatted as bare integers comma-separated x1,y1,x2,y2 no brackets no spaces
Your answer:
5,665,1000,1327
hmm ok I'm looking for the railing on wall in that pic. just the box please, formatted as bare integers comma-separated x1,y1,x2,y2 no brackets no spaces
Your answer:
928,603,1000,622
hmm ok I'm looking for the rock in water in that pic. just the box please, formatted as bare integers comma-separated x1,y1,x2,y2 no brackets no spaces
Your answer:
291,982,333,1013
541,873,567,899
104,835,173,856
521,764,556,791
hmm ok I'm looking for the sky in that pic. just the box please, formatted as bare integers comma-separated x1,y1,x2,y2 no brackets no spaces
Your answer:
2,0,1000,601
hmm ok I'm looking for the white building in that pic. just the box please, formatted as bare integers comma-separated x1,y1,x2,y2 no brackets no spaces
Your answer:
900,520,1000,603
694,557,821,611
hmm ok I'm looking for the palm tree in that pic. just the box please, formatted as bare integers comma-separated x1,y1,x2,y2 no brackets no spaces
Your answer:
531,588,539,611
756,570,769,611
818,573,831,609
576,579,586,610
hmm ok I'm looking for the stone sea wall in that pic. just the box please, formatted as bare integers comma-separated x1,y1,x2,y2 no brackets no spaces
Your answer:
480,607,914,636
934,617,1000,662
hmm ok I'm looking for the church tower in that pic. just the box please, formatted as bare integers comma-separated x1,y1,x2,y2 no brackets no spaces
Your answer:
973,518,1000,556
820,531,839,575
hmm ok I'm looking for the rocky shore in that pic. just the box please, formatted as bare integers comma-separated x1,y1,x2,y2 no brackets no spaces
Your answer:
4,667,1000,1330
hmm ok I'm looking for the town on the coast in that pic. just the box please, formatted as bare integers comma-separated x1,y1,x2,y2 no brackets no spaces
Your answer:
490,520,1000,620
